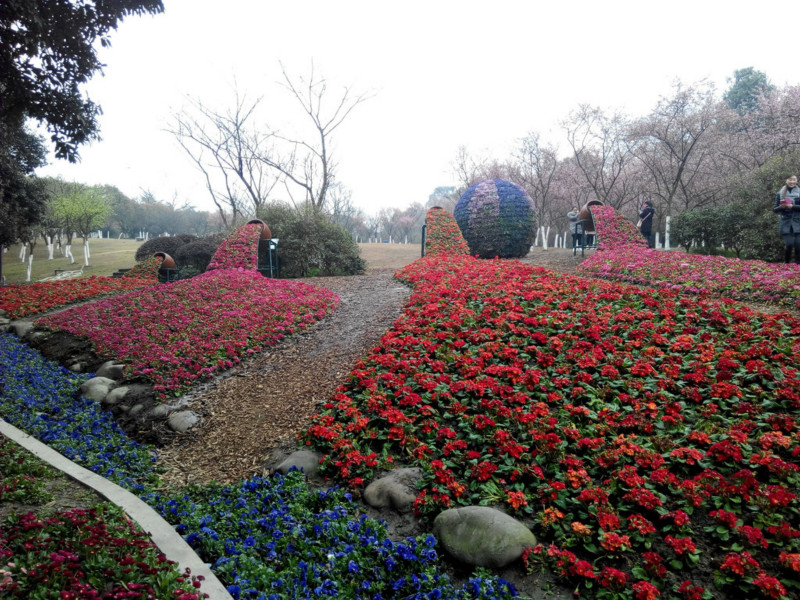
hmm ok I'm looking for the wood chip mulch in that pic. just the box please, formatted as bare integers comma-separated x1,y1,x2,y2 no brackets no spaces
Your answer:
156,268,413,489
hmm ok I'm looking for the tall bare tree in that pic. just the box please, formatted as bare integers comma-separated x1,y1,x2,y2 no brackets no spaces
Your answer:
168,90,280,228
512,132,562,235
260,63,370,214
563,105,637,210
627,81,719,216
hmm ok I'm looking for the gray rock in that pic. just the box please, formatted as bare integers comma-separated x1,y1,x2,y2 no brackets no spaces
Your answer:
168,410,200,432
10,321,33,338
0,317,10,327
103,386,129,405
95,361,126,380
363,468,421,512
149,404,171,418
273,450,323,478
69,363,84,373
433,506,536,568
79,377,116,402
128,404,144,416
102,384,150,406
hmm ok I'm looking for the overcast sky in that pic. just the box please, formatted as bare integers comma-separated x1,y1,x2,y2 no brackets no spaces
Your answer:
35,0,799,215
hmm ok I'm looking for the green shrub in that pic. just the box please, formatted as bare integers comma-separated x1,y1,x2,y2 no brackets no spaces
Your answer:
257,204,365,277
134,234,196,262
670,207,718,252
173,233,226,272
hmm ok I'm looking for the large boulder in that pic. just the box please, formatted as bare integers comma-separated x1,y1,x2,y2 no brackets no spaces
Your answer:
433,506,536,568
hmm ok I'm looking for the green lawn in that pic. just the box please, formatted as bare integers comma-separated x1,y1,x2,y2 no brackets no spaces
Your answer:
1,238,142,285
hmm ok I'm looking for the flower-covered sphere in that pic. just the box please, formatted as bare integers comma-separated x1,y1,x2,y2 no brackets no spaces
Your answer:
453,179,536,258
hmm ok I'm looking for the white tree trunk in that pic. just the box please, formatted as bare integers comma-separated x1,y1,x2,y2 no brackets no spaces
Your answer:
26,255,33,282
664,216,671,250
540,226,549,250
534,228,540,246
19,245,26,262
83,240,90,266
65,244,75,264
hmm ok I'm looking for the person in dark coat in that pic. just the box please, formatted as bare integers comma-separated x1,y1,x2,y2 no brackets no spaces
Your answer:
567,206,582,249
773,174,800,263
639,200,655,248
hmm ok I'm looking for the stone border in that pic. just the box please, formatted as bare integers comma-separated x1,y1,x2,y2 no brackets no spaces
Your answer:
0,418,232,600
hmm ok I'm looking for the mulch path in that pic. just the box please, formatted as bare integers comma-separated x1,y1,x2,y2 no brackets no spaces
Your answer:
154,249,595,489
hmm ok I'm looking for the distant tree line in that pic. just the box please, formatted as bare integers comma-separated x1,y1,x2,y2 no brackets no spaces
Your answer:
443,68,795,260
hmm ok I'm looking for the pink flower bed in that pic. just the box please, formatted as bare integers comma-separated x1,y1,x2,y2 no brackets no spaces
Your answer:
37,269,338,398
579,205,800,309
207,223,261,271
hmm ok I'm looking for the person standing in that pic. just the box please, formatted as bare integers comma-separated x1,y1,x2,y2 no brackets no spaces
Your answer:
639,200,655,248
773,174,800,263
567,206,582,249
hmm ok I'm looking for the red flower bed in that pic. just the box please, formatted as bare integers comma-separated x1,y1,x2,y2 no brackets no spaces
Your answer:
0,506,204,598
0,275,156,319
424,207,470,256
301,252,800,598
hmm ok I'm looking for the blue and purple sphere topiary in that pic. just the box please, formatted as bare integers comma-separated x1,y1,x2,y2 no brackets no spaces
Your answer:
453,179,536,258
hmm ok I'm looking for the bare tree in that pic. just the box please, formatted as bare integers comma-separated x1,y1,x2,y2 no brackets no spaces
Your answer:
168,89,280,228
628,81,719,216
451,145,492,192
563,105,637,210
259,63,370,214
512,132,562,235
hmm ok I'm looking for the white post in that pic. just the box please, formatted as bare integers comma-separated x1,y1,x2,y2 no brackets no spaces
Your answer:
664,216,671,250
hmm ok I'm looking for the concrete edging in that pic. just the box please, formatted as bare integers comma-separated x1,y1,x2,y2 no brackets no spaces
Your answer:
0,419,232,600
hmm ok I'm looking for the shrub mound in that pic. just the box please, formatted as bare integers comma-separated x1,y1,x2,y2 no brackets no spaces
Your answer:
258,204,366,277
453,179,535,258
174,233,226,273
134,234,197,263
